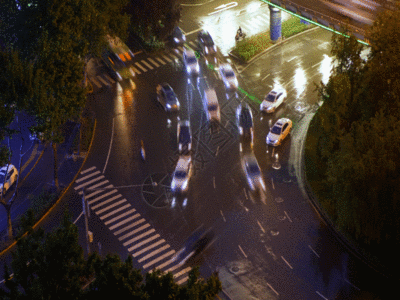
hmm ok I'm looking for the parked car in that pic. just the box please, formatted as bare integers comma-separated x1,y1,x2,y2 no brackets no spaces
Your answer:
156,83,180,112
182,48,200,75
266,118,292,146
260,87,287,113
171,155,193,194
236,103,254,151
177,120,192,155
0,164,18,195
219,64,238,90
241,154,265,192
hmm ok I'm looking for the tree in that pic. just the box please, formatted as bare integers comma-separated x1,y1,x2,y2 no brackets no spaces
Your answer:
0,214,222,299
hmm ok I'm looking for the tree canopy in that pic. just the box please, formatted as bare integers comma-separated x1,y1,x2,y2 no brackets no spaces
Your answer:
0,214,222,299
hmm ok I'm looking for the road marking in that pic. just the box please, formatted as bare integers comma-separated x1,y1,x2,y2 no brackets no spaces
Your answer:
135,62,147,72
147,57,160,67
153,258,174,272
80,166,96,175
97,75,110,86
124,229,156,247
213,176,216,189
284,211,292,223
271,177,275,189
89,77,102,88
162,54,172,62
238,245,247,258
220,210,226,222
308,245,320,258
132,66,141,75
88,189,118,205
243,188,248,200
261,73,270,81
91,194,122,210
177,276,189,285
156,57,166,65
257,220,265,233
116,219,147,237
103,117,114,174
104,74,115,83
105,208,137,225
281,256,293,269
184,27,203,36
121,224,151,244
165,261,182,273
138,244,170,263
267,282,279,296
215,145,220,156
178,46,185,52
86,180,110,192
74,175,105,190
78,184,113,196
109,213,141,230
132,239,165,258
129,234,160,252
96,199,127,214
141,59,154,70
75,170,101,183
100,204,131,220
173,267,191,278
143,250,175,269
316,291,329,300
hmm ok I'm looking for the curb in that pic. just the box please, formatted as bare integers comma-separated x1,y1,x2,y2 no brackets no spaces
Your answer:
0,119,97,257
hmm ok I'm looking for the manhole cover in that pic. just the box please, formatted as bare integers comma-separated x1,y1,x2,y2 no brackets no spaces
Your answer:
141,173,173,208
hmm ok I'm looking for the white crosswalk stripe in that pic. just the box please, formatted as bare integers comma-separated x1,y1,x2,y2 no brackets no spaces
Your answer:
141,60,154,70
74,166,194,283
135,62,147,72
89,77,102,88
97,75,110,86
156,57,166,65
104,74,116,83
132,66,141,75
147,58,160,67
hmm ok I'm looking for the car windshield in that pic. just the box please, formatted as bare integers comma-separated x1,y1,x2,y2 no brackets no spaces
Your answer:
179,128,191,144
271,125,282,135
247,163,260,175
266,93,277,102
239,110,253,128
187,56,197,64
225,71,235,78
166,91,175,101
174,170,187,179
203,36,214,46
208,104,218,111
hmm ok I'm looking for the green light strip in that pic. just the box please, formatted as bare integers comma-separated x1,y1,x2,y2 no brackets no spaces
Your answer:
238,87,262,104
260,0,370,46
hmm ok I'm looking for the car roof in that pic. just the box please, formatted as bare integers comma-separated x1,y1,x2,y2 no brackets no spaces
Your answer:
184,48,196,57
178,120,190,127
237,104,253,128
274,118,290,127
176,156,191,170
160,83,173,91
0,165,15,172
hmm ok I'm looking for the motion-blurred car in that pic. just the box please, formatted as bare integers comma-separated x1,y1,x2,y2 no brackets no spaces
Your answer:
182,48,199,75
177,120,192,155
171,155,193,194
156,83,180,112
266,118,292,146
172,226,215,266
260,87,287,113
0,164,18,195
219,64,238,90
236,103,254,151
197,30,217,56
171,26,186,46
241,154,265,192
203,89,220,122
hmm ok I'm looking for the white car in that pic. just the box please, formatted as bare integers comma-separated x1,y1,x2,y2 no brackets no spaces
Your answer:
219,64,238,90
182,48,199,75
177,120,192,154
171,155,193,194
266,118,292,146
260,87,287,113
0,164,18,195
241,154,265,192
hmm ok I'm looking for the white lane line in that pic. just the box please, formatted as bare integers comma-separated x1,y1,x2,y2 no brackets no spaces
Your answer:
141,60,154,70
173,267,191,278
284,211,292,223
177,276,189,285
74,175,105,190
132,66,141,74
135,62,147,72
138,244,170,263
97,75,110,86
103,74,116,83
177,46,185,52
96,199,127,215
115,218,146,237
162,54,172,62
316,291,329,300
243,188,248,200
81,166,96,175
89,77,102,88
308,245,320,258
281,256,293,269
88,189,118,205
165,262,181,273
344,278,360,291
257,220,266,233
238,245,247,258
262,73,270,81
91,194,122,210
213,177,216,189
168,51,181,59
78,184,113,196
215,145,220,156
220,210,226,222
188,41,197,48
129,234,160,252
76,170,101,183
152,257,175,272
312,62,321,69
105,208,137,225
271,177,275,190
184,27,203,36
156,57,166,65
132,239,165,258
123,229,155,246
147,57,160,68
143,250,175,269
85,180,110,192
100,204,131,220
109,213,141,230
120,223,150,243
103,117,114,174
267,282,279,296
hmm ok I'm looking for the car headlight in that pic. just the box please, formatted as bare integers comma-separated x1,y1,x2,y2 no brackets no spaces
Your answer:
182,180,188,191
179,144,182,151
213,46,216,52
195,64,199,72
187,66,191,73
129,67,135,77
166,103,171,109
205,47,208,54
116,72,122,81
174,37,180,43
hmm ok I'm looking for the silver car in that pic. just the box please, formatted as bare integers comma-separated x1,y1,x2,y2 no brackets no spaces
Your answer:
219,64,238,90
171,155,193,194
156,83,180,112
183,48,200,75
260,87,287,113
241,154,265,192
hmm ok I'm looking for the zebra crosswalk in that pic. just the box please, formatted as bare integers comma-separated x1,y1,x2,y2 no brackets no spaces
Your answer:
74,166,191,284
88,41,199,89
